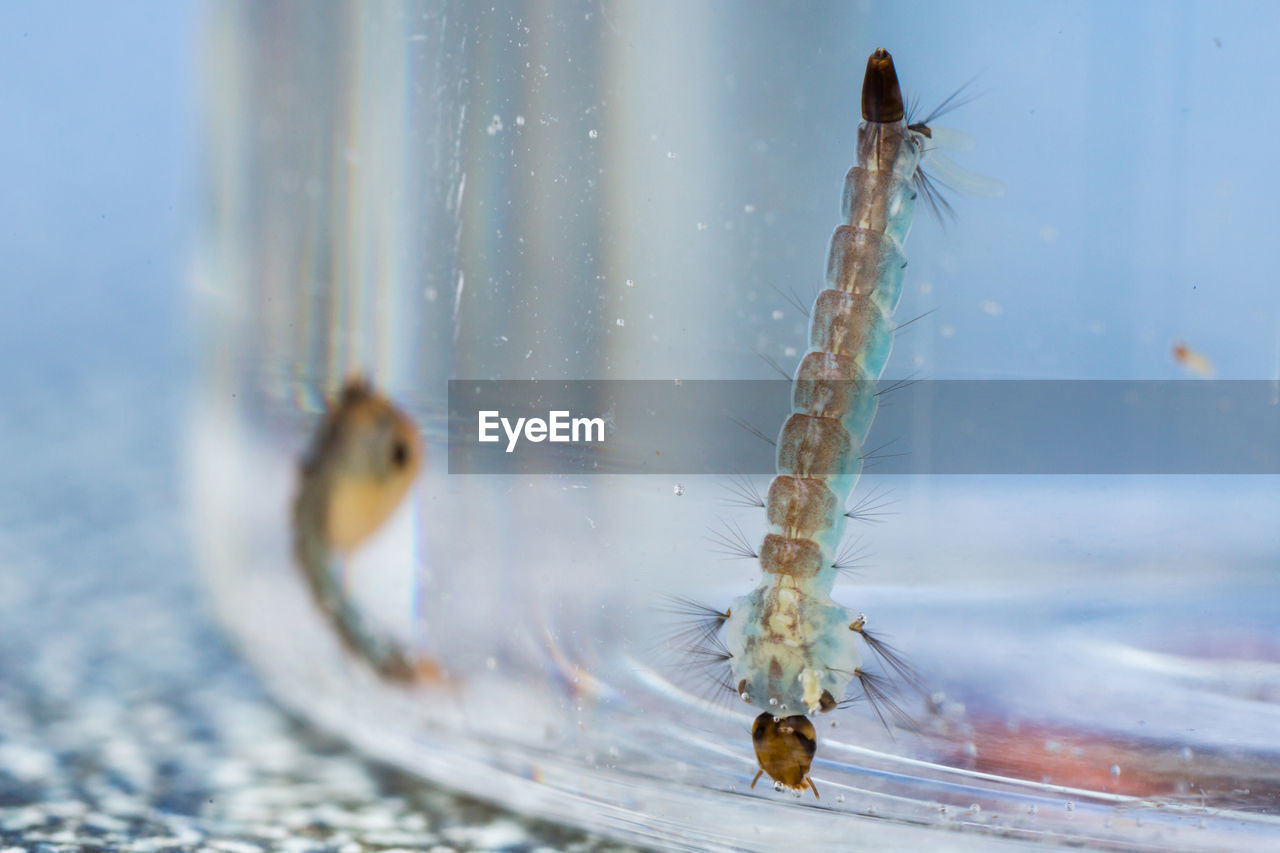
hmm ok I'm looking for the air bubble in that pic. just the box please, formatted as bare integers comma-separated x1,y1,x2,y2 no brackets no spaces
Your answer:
615,318,625,327
588,129,598,139
626,279,635,287
1110,764,1120,778
673,484,685,496
768,697,778,706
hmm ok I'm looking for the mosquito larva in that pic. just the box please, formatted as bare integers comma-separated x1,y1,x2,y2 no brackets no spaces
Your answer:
680,47,974,796
292,376,441,682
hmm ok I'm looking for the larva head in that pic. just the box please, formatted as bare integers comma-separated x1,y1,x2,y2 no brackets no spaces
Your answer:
750,713,820,798
320,378,423,551
862,47,905,123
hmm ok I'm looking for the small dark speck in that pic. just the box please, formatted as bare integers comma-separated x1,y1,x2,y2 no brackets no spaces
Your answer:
1213,37,1223,48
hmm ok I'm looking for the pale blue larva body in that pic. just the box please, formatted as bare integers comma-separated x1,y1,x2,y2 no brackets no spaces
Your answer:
723,115,924,718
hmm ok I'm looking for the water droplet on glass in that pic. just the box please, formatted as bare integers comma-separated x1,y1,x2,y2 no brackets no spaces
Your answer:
1110,764,1121,778
673,484,685,496
515,115,525,126
773,780,784,792
1064,801,1074,812
625,278,635,287
615,318,625,327
486,115,503,135
588,129,598,139
969,803,981,813
768,697,778,706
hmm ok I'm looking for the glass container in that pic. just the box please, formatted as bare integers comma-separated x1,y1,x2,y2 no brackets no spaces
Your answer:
191,2,1280,849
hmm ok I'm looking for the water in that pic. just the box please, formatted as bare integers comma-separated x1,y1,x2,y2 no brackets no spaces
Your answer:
193,2,1280,850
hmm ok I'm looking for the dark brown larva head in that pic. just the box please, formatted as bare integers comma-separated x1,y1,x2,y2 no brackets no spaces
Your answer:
750,713,820,798
862,47,905,123
311,376,424,551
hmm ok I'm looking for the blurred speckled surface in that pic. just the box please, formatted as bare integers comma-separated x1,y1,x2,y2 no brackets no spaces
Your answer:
0,371,641,853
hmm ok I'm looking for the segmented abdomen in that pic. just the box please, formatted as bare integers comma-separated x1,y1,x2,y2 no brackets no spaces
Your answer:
767,123,920,593
722,116,922,716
